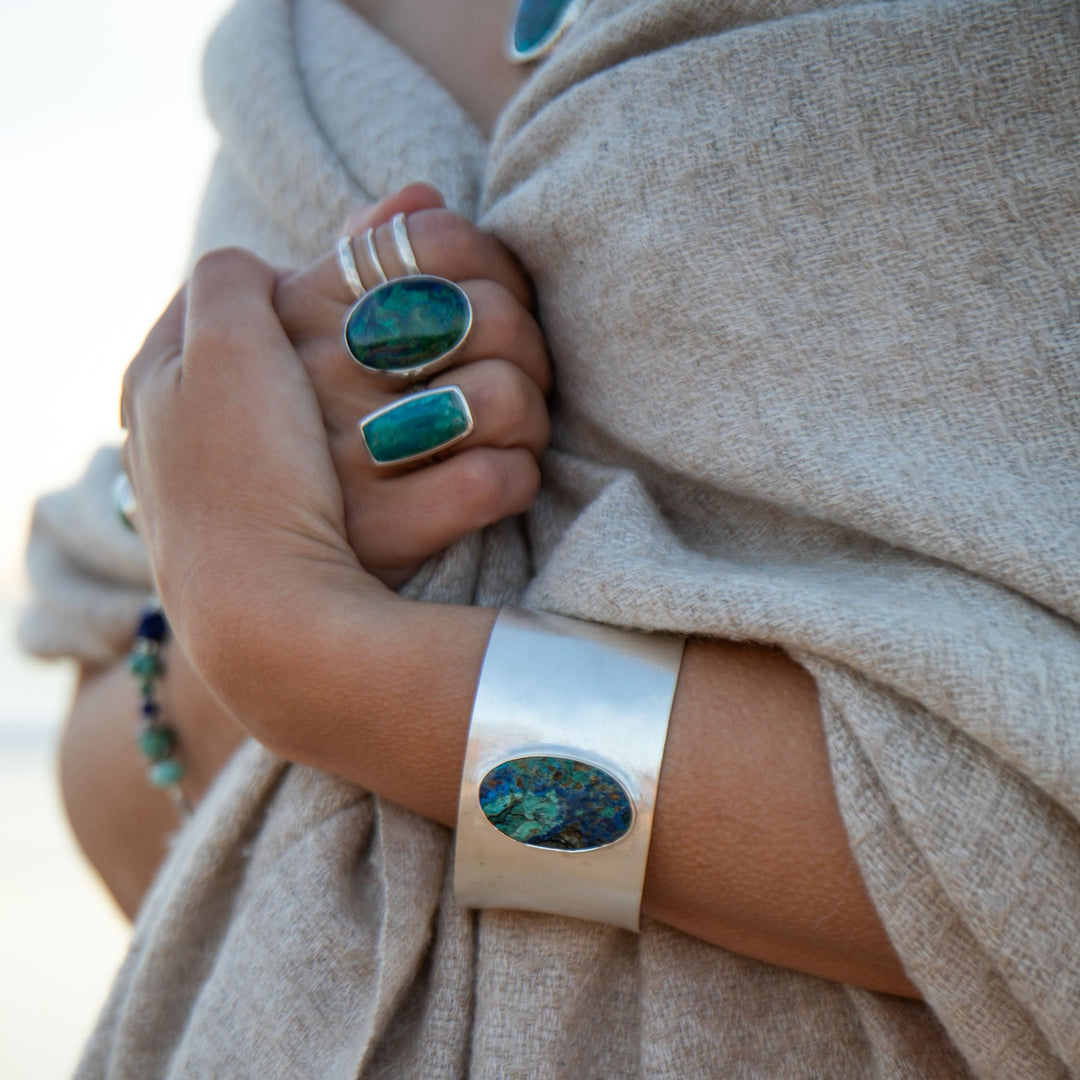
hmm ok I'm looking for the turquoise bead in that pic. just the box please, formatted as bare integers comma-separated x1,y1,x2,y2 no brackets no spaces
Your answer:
138,726,175,762
128,652,161,678
360,387,473,465
344,277,471,379
479,756,632,850
511,0,581,60
148,758,185,788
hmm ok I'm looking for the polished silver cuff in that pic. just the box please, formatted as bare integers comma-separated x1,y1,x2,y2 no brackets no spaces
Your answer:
454,607,685,931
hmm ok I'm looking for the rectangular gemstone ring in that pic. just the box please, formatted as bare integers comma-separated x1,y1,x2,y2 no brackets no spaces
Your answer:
358,385,474,467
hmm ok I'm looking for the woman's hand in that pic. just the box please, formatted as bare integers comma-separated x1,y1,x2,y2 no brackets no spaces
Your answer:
119,241,916,998
274,184,551,587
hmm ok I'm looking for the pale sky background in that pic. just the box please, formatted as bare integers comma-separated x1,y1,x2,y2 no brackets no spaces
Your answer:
1,0,233,1073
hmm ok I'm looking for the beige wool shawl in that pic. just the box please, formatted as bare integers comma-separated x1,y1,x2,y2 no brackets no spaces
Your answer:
22,0,1080,1075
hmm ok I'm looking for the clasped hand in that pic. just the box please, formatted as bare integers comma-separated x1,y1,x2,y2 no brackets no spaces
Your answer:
121,184,550,749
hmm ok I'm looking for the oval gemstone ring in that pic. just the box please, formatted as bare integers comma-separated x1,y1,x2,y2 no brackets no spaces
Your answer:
343,275,473,383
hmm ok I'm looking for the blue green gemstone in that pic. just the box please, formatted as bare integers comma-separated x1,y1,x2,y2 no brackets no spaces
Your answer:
361,387,472,465
479,756,632,850
344,277,471,378
149,758,185,788
512,0,580,59
138,726,175,762
128,652,161,678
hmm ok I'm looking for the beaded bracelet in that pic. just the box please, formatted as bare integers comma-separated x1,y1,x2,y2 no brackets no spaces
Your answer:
128,601,189,814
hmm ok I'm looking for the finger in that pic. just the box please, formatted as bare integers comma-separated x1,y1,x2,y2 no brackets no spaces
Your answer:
180,248,346,526
295,278,550,442
333,277,550,391
183,248,309,406
276,205,533,338
446,280,550,392
120,283,188,430
342,182,446,238
430,359,551,459
381,208,534,307
347,447,541,584
331,357,550,481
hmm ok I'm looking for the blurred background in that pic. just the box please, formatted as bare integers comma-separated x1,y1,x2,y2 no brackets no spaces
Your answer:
1,0,231,1073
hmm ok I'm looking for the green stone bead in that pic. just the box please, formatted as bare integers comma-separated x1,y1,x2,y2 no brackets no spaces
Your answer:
344,277,471,379
149,758,185,788
138,726,176,762
360,386,473,465
128,652,162,678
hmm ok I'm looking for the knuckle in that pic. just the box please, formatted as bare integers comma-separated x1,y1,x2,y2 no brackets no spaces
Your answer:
475,361,532,421
120,365,137,425
482,284,527,341
416,207,474,260
191,246,259,286
451,450,514,515
451,448,540,519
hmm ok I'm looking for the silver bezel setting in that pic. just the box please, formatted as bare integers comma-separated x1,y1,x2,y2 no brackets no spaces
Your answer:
477,747,637,853
507,0,589,64
337,235,365,298
391,212,423,276
358,384,474,467
361,227,388,285
342,275,474,384
455,607,684,931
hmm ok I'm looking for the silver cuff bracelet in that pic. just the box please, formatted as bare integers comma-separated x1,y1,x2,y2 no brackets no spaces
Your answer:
454,607,685,931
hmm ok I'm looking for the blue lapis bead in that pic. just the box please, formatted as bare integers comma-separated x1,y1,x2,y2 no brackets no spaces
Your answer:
136,609,167,642
141,701,161,718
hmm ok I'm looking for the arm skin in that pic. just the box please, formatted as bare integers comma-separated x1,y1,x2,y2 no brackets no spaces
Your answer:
63,592,915,996
197,579,917,999
108,247,920,999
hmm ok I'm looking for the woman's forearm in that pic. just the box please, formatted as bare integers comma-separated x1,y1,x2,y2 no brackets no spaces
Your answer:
125,249,917,994
193,573,918,998
61,648,247,919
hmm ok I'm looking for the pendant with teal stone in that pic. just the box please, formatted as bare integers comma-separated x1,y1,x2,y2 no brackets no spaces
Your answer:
344,276,472,382
479,756,633,850
360,386,474,466
508,0,588,63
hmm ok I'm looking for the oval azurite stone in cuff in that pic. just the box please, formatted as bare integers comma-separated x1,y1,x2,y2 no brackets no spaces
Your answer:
344,276,472,382
359,385,474,466
478,756,633,850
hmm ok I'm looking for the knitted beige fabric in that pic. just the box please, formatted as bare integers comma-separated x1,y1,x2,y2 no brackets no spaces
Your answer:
22,0,1080,1076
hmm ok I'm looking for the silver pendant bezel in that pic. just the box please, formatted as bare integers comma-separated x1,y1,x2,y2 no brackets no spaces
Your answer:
507,0,589,64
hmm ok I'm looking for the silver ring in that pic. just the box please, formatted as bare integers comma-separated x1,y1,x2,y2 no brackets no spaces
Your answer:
362,228,388,285
337,236,365,298
391,212,423,276
343,276,473,383
112,472,138,531
358,385,474,466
